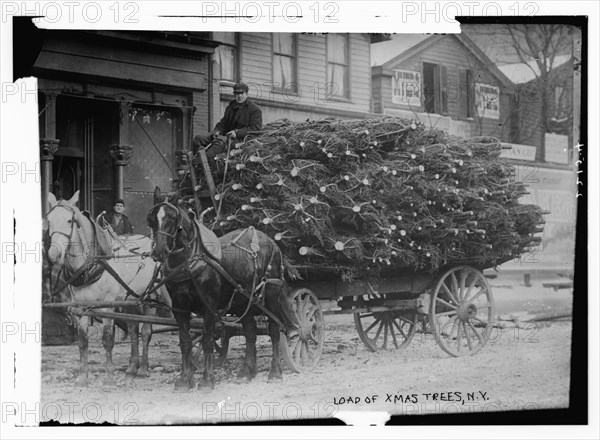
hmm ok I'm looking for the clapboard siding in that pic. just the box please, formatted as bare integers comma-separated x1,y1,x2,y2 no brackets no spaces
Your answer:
373,35,512,141
228,33,371,122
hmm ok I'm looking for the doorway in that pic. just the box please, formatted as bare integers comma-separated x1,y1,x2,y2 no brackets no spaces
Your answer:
423,62,440,114
54,95,116,213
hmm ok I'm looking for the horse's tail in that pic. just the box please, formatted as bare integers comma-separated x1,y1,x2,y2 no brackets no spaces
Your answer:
282,254,301,281
267,244,301,329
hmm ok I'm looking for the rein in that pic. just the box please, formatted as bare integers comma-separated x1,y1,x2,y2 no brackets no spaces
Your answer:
151,204,288,329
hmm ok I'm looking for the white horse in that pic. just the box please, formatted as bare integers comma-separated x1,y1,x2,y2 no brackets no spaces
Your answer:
45,191,171,386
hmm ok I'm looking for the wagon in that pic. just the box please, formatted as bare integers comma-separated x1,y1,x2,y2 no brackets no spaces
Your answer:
42,148,497,375
42,260,496,373
173,148,498,372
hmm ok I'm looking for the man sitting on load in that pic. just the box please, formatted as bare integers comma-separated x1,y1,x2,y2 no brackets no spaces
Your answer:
192,82,263,161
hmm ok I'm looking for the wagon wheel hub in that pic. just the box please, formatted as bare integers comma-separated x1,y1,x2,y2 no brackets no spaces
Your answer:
457,302,478,321
298,319,314,341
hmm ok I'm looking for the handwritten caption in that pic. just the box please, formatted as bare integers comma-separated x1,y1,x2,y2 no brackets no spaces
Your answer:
333,390,489,406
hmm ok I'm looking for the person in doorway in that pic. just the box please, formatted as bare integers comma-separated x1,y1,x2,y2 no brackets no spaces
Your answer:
103,199,133,235
192,82,263,161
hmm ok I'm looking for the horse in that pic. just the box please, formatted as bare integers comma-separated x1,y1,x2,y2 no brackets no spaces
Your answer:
44,191,171,386
147,187,298,391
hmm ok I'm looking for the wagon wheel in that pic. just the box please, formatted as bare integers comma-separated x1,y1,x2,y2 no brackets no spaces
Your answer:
429,265,495,357
280,287,324,373
191,325,230,368
353,294,418,352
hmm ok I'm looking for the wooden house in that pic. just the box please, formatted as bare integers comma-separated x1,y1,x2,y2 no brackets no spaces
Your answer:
210,33,380,126
371,34,514,141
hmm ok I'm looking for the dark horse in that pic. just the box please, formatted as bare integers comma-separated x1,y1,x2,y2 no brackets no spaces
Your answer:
147,188,297,391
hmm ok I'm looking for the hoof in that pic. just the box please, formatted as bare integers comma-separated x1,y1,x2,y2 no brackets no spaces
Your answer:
235,375,253,384
236,366,256,384
173,378,195,393
137,367,150,378
125,366,138,377
267,375,283,383
102,375,117,387
197,380,215,392
74,376,89,387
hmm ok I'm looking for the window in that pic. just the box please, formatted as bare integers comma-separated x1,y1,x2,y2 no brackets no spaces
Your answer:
326,34,349,99
273,33,297,93
465,69,473,118
392,70,421,106
214,32,238,82
422,62,447,114
475,83,500,119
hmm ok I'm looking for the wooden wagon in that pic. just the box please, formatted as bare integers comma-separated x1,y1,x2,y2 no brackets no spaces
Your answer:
42,259,497,374
42,148,498,374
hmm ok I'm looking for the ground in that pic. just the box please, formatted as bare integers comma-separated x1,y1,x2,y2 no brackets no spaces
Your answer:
39,272,574,425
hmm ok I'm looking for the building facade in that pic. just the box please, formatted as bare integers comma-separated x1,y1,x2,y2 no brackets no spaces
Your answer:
33,30,219,229
33,30,381,231
497,56,577,270
207,32,379,131
371,34,514,141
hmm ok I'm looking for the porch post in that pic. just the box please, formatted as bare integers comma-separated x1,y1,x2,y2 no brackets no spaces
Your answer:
109,144,133,202
40,139,59,215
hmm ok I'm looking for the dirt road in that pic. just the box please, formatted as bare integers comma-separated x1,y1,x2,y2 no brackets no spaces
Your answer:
40,308,572,425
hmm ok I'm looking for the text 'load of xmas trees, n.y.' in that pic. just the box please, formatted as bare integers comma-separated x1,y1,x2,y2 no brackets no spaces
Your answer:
202,117,545,281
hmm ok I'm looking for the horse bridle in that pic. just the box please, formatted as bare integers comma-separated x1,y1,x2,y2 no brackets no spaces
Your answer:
152,202,186,254
45,204,81,259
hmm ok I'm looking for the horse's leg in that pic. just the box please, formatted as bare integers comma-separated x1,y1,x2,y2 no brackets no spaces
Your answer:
267,320,284,382
215,326,229,367
173,309,195,391
75,315,90,387
139,304,152,377
265,283,285,382
198,310,216,391
237,314,258,383
125,320,140,376
101,317,116,386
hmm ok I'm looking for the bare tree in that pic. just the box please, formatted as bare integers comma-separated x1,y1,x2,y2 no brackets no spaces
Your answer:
466,24,577,160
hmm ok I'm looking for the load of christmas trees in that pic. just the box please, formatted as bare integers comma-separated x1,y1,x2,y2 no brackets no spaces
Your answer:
197,116,545,281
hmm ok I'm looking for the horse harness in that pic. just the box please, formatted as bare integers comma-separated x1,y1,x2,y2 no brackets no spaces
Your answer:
44,204,149,302
157,202,287,329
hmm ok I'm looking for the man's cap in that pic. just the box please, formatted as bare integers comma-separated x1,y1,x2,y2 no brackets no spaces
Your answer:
233,82,249,93
114,199,125,205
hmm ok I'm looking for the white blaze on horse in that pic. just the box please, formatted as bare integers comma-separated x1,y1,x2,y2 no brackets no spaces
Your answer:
44,191,171,387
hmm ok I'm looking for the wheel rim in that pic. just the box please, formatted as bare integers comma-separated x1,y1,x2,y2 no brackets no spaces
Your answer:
354,294,418,352
280,288,324,373
429,265,495,357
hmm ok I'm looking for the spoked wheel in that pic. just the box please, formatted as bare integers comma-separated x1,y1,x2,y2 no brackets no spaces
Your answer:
280,287,324,373
429,265,495,357
191,325,230,369
353,294,418,352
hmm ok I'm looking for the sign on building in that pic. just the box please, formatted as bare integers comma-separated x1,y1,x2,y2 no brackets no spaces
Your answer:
500,143,537,161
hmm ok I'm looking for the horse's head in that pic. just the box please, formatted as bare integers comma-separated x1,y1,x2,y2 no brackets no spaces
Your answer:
147,187,184,262
45,191,83,266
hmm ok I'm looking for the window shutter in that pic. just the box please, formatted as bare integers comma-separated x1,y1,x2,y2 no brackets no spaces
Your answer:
458,69,467,118
440,65,448,115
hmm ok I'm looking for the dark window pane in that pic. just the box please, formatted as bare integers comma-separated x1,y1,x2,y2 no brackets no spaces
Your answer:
327,64,347,97
216,45,236,81
327,34,347,64
274,33,294,55
274,55,294,90
213,32,236,45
